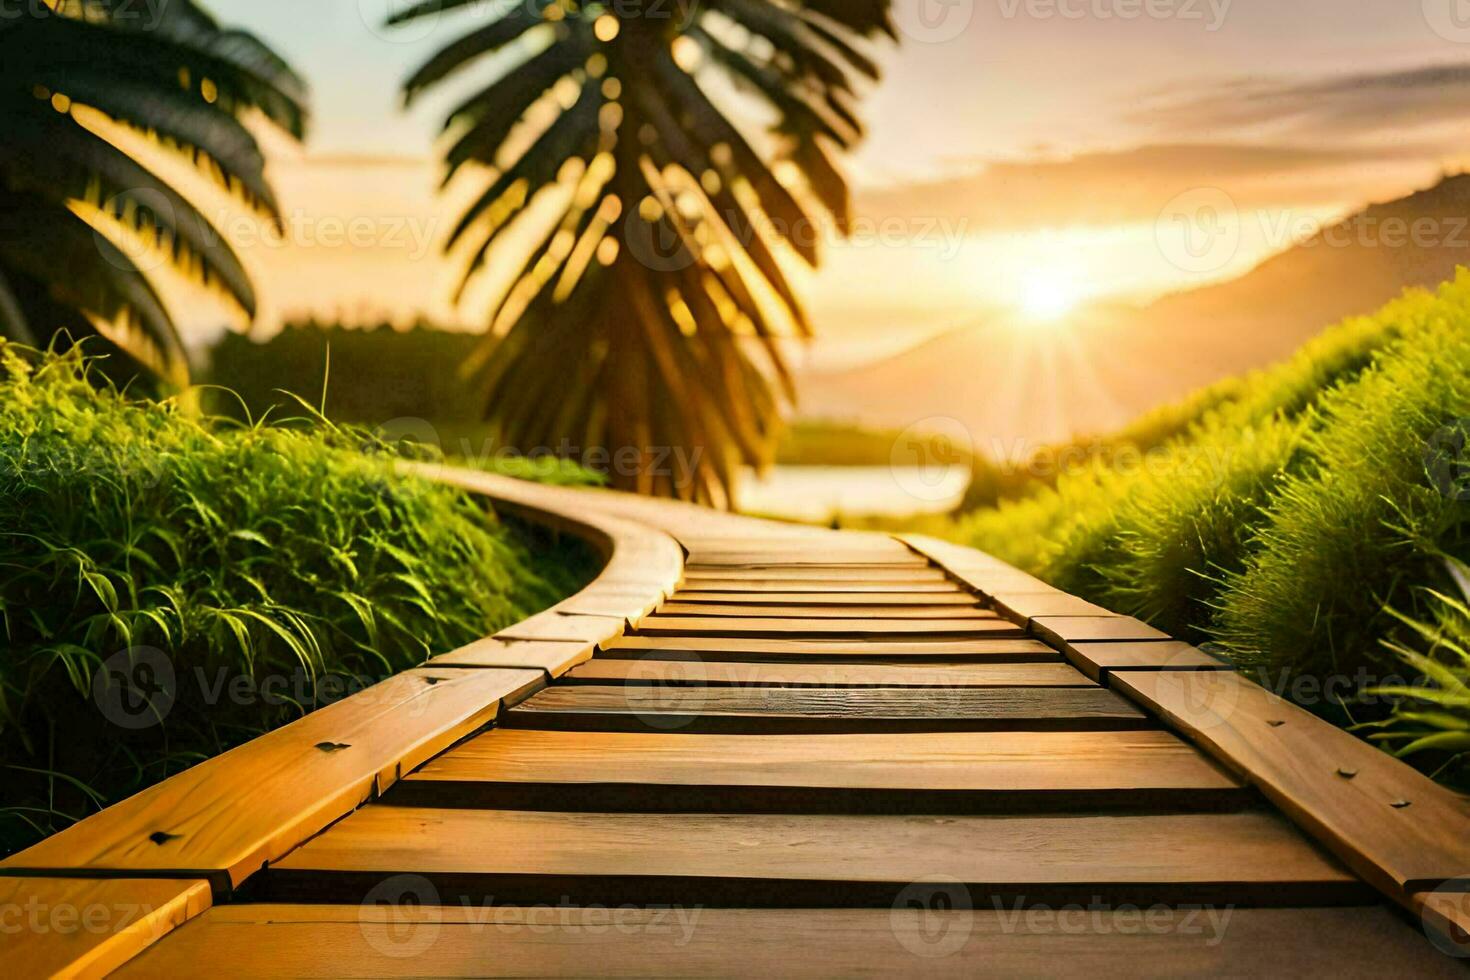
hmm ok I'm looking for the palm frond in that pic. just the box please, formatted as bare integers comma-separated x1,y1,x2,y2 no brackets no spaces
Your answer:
0,3,306,384
399,2,890,502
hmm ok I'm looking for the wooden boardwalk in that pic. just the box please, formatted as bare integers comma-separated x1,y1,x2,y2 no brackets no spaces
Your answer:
5,467,1469,976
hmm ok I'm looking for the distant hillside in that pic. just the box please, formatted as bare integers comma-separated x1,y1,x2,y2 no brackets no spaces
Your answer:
800,174,1470,448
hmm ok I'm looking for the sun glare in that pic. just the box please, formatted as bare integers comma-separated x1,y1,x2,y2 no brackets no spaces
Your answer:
1016,270,1084,324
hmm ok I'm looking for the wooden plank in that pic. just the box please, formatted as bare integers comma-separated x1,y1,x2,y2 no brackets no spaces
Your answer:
266,807,1363,908
567,659,1094,688
669,590,977,605
1,668,543,887
2,876,211,979
396,729,1249,813
1032,616,1171,646
117,905,1460,979
558,588,663,620
683,554,931,568
656,603,991,620
497,611,627,643
635,617,1026,639
1067,640,1232,684
599,635,1061,663
679,578,961,593
504,684,1150,734
682,567,950,583
989,591,1113,623
1114,671,1470,901
426,638,594,677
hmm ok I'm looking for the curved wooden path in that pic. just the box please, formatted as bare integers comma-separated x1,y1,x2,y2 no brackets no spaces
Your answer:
4,466,1470,976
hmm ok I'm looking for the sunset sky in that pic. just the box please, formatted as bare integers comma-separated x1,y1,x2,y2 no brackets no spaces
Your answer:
188,0,1470,368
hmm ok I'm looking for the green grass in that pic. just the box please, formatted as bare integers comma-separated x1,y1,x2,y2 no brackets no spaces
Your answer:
935,274,1470,788
0,344,597,854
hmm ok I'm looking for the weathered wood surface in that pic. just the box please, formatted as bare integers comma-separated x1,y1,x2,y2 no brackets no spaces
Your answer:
1065,640,1232,684
1,876,211,979
1032,616,1172,646
427,637,595,677
1,668,542,886
565,658,1093,688
1115,670,1470,900
599,635,1060,662
398,728,1248,813
504,684,1150,734
667,590,978,605
656,603,991,620
116,906,1465,979
682,567,951,584
679,577,959,593
268,807,1362,907
635,616,1026,638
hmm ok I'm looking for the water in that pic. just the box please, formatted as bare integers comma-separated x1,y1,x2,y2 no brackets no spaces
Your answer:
736,466,970,524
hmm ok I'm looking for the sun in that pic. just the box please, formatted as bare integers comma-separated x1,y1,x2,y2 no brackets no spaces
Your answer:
1016,269,1084,324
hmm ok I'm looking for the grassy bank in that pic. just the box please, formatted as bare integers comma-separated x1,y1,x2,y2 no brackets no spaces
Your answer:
0,345,597,854
945,275,1470,788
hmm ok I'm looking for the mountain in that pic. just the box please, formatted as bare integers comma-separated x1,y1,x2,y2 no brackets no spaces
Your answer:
799,174,1470,451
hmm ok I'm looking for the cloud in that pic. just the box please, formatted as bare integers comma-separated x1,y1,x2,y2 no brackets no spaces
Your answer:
855,141,1437,231
1128,62,1470,138
857,61,1470,233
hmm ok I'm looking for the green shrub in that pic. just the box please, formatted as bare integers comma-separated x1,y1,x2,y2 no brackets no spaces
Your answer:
1213,306,1470,677
1358,584,1470,791
0,344,596,853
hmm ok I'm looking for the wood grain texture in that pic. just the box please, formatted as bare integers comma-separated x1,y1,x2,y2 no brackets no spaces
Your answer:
497,611,628,643
399,728,1247,813
682,567,950,583
504,684,1149,734
269,807,1361,909
1,876,210,979
1032,616,1172,645
635,617,1025,639
683,553,930,567
558,588,663,620
1066,641,1232,684
426,638,594,677
678,578,960,593
599,635,1061,662
1,668,542,886
116,906,1462,979
669,590,976,605
656,603,990,620
989,592,1113,623
1114,671,1470,900
566,659,1094,688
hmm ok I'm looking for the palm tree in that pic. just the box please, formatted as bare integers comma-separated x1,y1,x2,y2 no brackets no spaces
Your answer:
0,0,306,385
393,0,895,505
